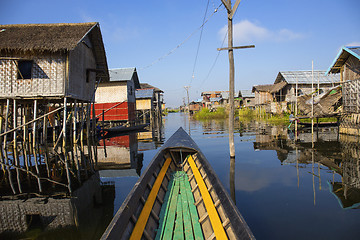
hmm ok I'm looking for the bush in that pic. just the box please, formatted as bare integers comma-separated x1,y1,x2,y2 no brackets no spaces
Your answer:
193,107,228,120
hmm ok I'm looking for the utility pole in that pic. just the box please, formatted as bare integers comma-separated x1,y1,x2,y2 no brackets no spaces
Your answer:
219,0,254,157
184,86,190,113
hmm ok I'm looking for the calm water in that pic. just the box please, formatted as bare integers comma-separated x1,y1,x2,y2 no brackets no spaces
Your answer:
101,112,360,240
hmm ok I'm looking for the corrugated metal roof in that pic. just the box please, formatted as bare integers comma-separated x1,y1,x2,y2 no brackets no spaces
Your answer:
326,46,360,74
221,91,229,99
135,88,154,99
239,90,254,98
275,70,340,84
109,67,136,81
210,97,222,102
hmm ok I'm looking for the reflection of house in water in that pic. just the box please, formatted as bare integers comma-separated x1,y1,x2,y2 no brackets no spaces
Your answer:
252,122,360,209
137,127,164,151
330,135,360,209
0,173,115,239
97,133,143,176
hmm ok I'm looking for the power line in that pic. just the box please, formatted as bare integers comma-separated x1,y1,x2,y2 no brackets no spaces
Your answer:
198,29,228,89
189,0,210,87
139,3,223,70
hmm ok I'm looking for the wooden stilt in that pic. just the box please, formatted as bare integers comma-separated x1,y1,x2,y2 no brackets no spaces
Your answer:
13,99,22,193
80,102,88,178
86,103,94,172
32,99,43,193
0,103,5,173
43,104,50,178
73,100,81,184
4,99,16,194
92,102,97,166
63,97,72,194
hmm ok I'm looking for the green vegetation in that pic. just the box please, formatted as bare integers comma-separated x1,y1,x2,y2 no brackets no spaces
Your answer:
237,108,338,126
165,108,179,113
193,107,228,120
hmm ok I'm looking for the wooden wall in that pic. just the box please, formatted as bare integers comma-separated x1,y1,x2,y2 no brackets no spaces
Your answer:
0,52,66,98
68,38,97,102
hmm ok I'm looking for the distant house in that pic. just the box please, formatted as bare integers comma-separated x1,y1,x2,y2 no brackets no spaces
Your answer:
0,22,109,101
189,99,202,113
139,83,164,118
95,67,140,122
238,90,255,109
273,70,340,103
251,84,274,105
201,91,229,109
327,46,360,135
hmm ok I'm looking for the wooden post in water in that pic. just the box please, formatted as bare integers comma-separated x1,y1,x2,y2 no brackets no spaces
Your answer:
63,97,72,194
311,61,314,148
32,99,42,193
13,99,22,193
73,100,81,184
3,99,16,194
220,0,254,157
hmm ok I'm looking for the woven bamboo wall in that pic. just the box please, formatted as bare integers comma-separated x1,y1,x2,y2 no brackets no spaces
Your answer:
0,53,66,98
343,78,360,113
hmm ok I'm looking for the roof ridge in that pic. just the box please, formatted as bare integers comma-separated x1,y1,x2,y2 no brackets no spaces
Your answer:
0,22,98,28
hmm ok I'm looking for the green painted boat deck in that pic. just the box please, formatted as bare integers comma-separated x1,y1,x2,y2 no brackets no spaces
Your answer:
155,171,204,240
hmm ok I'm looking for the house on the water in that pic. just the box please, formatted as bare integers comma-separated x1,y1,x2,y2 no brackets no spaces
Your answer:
135,83,164,123
252,71,341,114
0,22,108,195
327,46,360,135
95,67,140,124
201,91,229,109
238,90,255,109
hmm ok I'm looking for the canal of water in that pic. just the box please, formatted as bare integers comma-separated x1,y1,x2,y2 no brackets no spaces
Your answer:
99,112,360,240
1,112,359,239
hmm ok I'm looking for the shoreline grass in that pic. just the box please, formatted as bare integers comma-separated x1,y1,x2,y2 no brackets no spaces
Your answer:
193,107,228,120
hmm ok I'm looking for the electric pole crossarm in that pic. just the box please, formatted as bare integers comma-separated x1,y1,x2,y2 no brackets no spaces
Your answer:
217,45,255,51
221,0,231,12
230,0,242,19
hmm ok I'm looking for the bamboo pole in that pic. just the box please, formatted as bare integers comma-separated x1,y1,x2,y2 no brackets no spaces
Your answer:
32,99,42,193
92,101,97,166
13,99,22,193
0,103,5,173
43,104,50,178
0,106,65,137
3,99,16,194
73,100,81,184
63,97,72,194
80,102,88,178
86,103,94,172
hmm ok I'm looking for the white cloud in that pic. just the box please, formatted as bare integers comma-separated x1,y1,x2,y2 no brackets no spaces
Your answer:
219,20,304,45
346,42,360,47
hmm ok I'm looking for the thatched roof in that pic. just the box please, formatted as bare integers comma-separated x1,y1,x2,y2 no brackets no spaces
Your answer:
1,22,95,51
0,22,109,81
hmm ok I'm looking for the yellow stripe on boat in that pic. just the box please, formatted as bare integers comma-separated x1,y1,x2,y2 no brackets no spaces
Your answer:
130,157,172,240
187,155,228,240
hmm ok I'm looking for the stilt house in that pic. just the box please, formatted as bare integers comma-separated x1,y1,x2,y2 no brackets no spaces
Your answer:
0,22,109,195
95,67,140,123
327,46,360,135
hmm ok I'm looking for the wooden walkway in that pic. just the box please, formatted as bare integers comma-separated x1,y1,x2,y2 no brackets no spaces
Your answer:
155,171,204,240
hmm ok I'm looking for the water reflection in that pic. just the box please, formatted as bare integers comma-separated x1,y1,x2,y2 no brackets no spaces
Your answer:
245,121,360,210
98,132,143,177
0,172,115,240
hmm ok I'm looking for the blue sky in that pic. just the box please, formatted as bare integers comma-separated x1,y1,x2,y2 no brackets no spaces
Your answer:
1,0,359,107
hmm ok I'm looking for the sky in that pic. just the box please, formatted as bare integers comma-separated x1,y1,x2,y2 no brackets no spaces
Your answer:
1,0,359,107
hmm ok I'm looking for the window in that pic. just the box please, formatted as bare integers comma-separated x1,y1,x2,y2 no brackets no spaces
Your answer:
17,60,33,79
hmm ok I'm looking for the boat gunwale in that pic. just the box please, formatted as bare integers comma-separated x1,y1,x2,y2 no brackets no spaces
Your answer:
101,127,255,240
